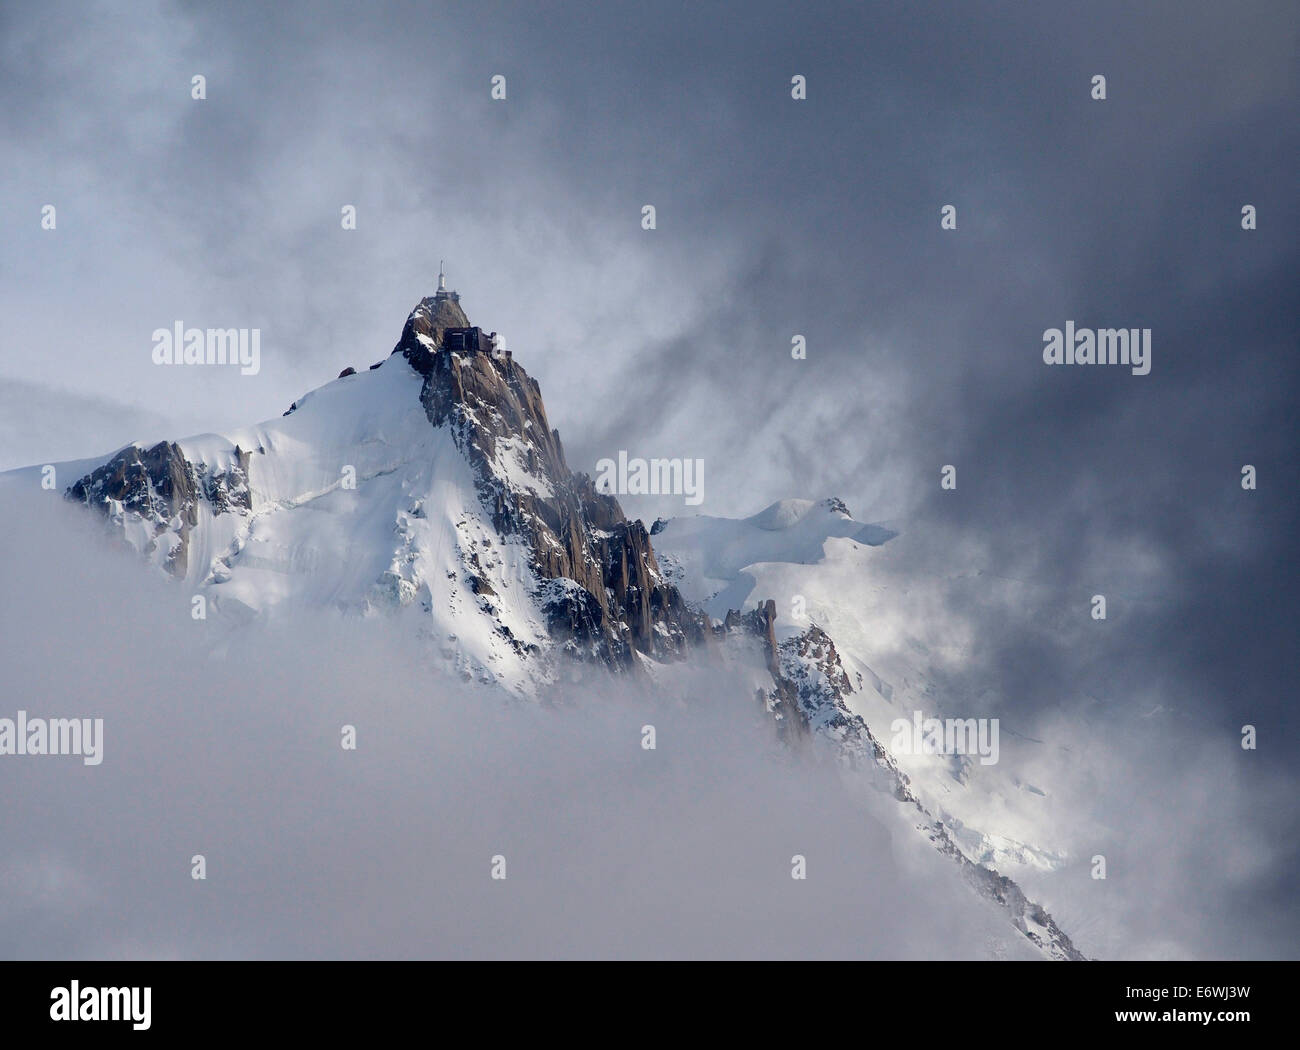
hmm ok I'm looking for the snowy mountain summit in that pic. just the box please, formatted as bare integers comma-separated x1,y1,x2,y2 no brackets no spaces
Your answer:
19,281,1085,960
59,283,706,687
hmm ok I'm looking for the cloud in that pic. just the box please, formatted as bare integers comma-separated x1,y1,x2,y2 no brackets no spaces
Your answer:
0,494,1057,959
0,379,177,472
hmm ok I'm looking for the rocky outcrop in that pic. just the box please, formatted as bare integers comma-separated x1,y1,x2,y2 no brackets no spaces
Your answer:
66,441,251,577
396,298,708,670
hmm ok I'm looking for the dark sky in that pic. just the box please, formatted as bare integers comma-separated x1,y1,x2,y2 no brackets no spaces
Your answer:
1,0,1297,952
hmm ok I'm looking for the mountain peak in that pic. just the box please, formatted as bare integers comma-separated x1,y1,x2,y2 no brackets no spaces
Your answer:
25,282,1087,960
53,284,708,681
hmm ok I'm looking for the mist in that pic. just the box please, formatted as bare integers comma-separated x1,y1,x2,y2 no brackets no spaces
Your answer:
1,494,1046,959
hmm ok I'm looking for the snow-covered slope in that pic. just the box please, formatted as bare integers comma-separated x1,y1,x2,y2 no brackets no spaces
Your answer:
651,497,895,613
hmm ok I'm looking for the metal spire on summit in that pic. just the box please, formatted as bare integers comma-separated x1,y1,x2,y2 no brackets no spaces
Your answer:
431,261,461,307
433,261,460,304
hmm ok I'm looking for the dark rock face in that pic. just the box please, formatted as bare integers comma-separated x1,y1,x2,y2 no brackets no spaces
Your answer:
66,441,251,577
397,294,471,354
725,600,811,741
199,447,253,517
395,299,708,670
68,441,195,524
725,600,780,677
